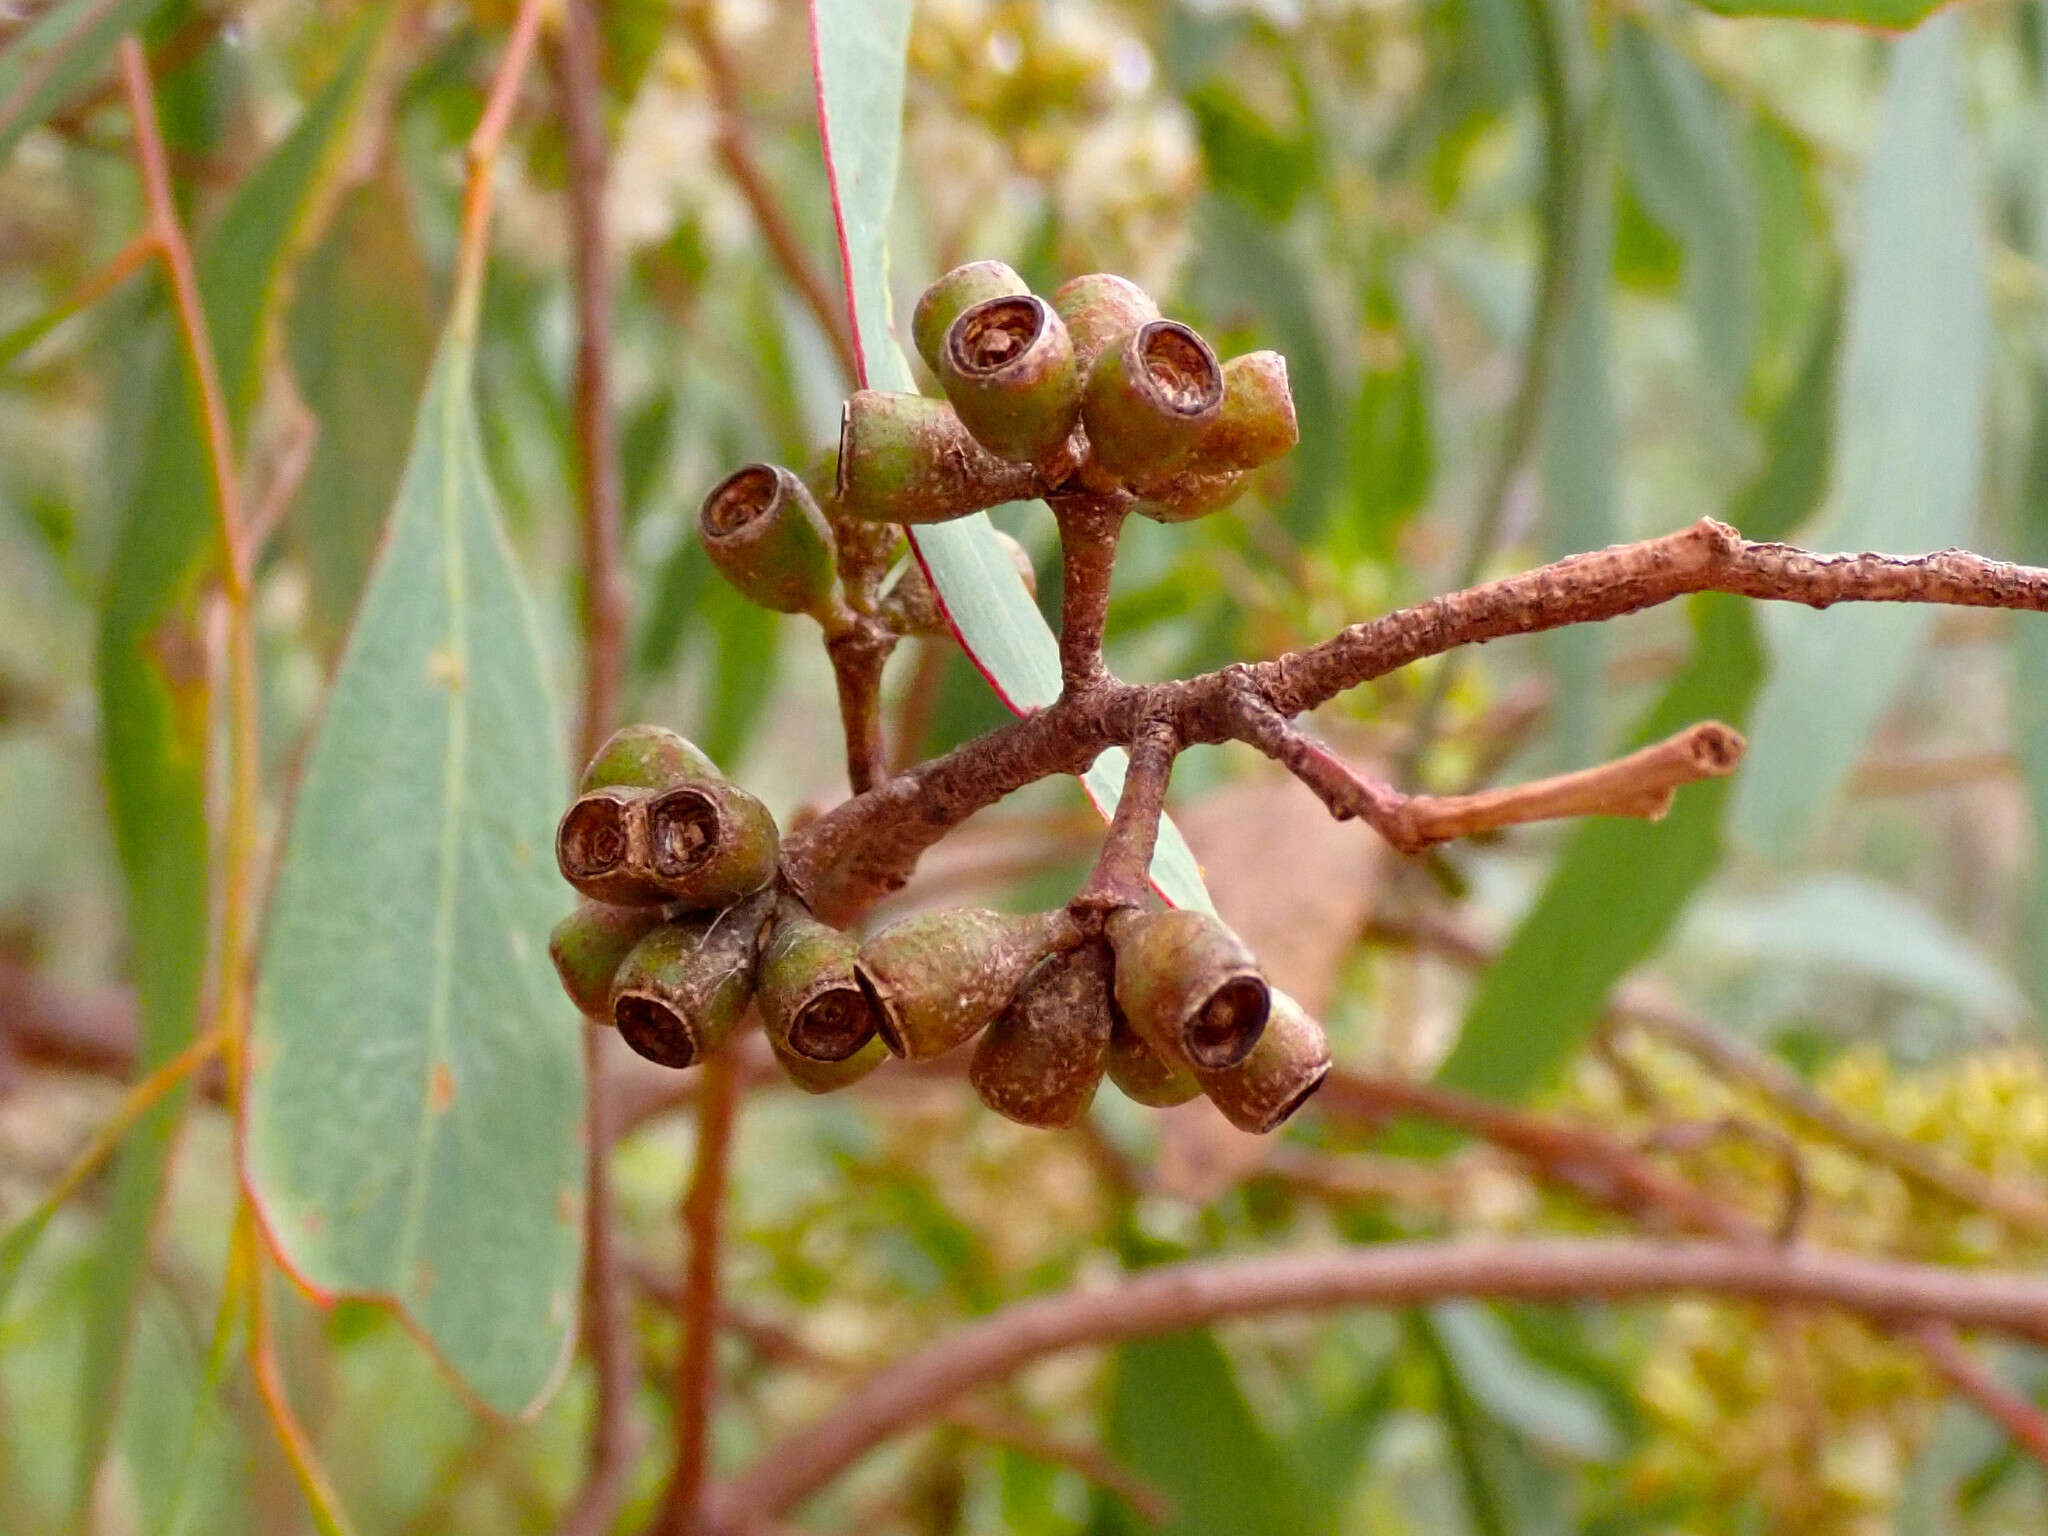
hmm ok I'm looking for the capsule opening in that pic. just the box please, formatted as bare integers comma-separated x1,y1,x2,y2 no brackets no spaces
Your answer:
1260,1061,1332,1132
953,296,1045,374
558,794,630,877
648,788,719,877
857,970,909,1057
704,464,780,537
790,985,879,1063
613,994,698,1069
1185,974,1271,1070
1137,321,1223,417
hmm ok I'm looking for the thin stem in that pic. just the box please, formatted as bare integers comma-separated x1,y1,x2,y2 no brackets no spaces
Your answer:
1050,496,1126,692
453,0,551,330
245,1209,358,1536
704,1238,2048,1530
826,620,896,795
653,1048,744,1536
0,229,155,369
1071,721,1177,911
550,6,643,1527
684,5,858,385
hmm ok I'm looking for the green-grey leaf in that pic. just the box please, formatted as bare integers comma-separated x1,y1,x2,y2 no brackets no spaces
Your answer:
1682,0,1945,28
245,322,580,1417
1734,17,1987,857
1427,1303,1620,1462
1612,20,1757,396
809,0,1213,912
83,14,386,1507
0,0,170,164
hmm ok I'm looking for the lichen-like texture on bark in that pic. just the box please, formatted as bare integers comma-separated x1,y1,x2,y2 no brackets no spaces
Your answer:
246,326,581,1420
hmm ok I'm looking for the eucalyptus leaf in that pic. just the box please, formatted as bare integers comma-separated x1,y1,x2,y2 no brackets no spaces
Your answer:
0,0,170,164
245,315,581,1418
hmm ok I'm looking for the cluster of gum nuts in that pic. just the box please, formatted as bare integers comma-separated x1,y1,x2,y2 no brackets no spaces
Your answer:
548,723,1332,1134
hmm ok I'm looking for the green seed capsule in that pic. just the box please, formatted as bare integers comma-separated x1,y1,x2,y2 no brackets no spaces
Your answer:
699,463,842,616
937,294,1082,468
1131,468,1247,524
857,907,1074,1060
1107,908,1270,1072
579,724,722,794
642,779,781,910
758,906,879,1063
1081,320,1226,482
912,259,1030,375
1051,272,1160,377
556,785,665,906
1193,988,1330,1133
969,943,1115,1129
1106,1017,1201,1107
1190,351,1298,475
768,1027,888,1094
549,900,668,1018
837,391,1042,525
609,900,768,1068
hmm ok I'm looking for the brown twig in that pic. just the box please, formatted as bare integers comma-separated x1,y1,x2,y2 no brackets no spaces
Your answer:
1071,721,1177,911
782,518,2048,922
1641,1116,1809,1246
825,619,897,795
652,1048,744,1536
550,2,644,1527
944,1402,1172,1526
682,5,857,385
1049,495,1125,691
703,1238,2048,1530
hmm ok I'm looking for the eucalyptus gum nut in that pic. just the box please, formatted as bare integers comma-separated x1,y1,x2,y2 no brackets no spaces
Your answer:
937,294,1082,467
969,944,1115,1130
837,391,1042,525
912,259,1029,374
1189,351,1298,475
856,907,1074,1060
1081,320,1225,481
556,785,665,906
759,909,878,1062
643,779,781,909
578,723,722,794
1106,1017,1201,1107
608,903,765,1069
1131,468,1247,524
1193,989,1331,1134
769,1027,889,1094
549,900,668,1018
699,463,841,616
1106,907,1271,1071
1051,272,1160,377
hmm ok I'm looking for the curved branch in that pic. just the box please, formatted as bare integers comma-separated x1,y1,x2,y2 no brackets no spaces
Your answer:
704,1238,2048,1530
783,519,2048,922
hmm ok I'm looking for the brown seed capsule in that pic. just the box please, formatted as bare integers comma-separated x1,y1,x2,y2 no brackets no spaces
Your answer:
969,943,1116,1129
767,1027,889,1094
913,259,1031,375
856,907,1074,1060
758,906,879,1062
1081,320,1226,482
643,779,781,910
937,294,1082,468
699,463,842,616
609,899,768,1068
877,531,1035,637
1193,989,1330,1133
556,785,664,906
1189,352,1298,476
1051,272,1160,377
837,391,1043,525
1107,908,1270,1072
1105,1017,1201,1107
549,900,668,1018
1131,467,1248,524
579,724,722,794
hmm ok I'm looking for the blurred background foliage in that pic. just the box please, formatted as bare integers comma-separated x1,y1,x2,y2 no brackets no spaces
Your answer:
7,0,2048,1532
